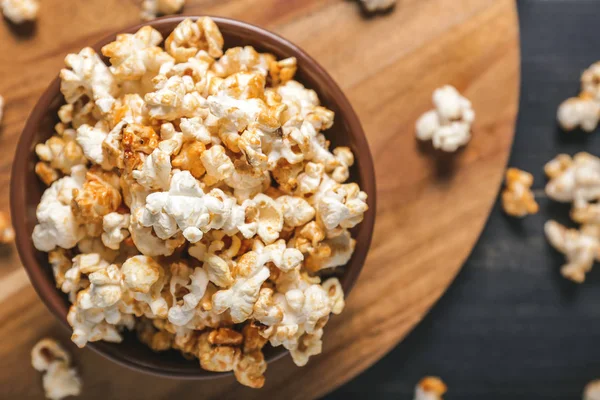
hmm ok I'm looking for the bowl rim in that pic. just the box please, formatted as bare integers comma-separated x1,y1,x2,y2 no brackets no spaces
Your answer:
11,15,377,380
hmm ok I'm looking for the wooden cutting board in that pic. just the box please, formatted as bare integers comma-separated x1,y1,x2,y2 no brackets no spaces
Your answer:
0,0,519,398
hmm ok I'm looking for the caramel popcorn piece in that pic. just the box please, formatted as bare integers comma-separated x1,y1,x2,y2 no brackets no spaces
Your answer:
501,168,539,217
31,338,82,400
36,162,60,186
0,212,15,244
414,376,447,400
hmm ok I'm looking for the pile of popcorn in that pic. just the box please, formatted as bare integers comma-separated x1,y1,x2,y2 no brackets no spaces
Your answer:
31,17,368,388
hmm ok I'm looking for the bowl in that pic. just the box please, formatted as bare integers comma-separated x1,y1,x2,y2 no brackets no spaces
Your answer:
11,15,376,379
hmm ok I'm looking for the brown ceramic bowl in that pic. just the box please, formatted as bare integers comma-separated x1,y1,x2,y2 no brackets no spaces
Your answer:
11,16,376,379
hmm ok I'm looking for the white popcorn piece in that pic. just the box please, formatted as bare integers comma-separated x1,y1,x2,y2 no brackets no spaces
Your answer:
254,239,304,272
122,255,161,294
35,135,87,175
1,0,38,24
165,17,224,62
31,338,82,400
276,195,315,228
132,147,172,190
245,193,284,244
145,74,205,120
545,220,600,283
140,170,225,242
415,85,474,152
584,380,600,400
321,277,345,315
141,0,185,21
212,251,271,323
101,26,174,82
289,328,323,367
200,144,235,182
32,168,87,252
545,153,600,204
414,377,447,400
317,182,368,231
129,208,185,257
60,48,117,114
80,264,123,309
168,265,209,326
359,0,396,12
77,237,118,264
101,212,130,250
557,93,600,132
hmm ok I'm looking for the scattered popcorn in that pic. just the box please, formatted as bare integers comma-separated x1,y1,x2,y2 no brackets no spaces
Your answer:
31,338,82,400
557,92,600,132
584,379,600,400
558,61,600,132
1,0,38,24
0,211,15,244
545,220,600,283
359,0,396,13
501,168,539,217
32,17,369,388
414,376,447,400
415,85,475,152
141,0,185,21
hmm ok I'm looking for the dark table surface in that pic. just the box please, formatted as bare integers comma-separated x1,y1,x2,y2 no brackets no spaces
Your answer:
328,1,600,399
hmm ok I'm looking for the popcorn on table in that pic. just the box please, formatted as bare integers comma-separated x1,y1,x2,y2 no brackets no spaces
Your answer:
1,0,38,24
557,62,600,132
359,0,396,13
32,17,369,389
585,379,600,400
31,338,82,400
415,85,475,152
414,376,447,400
501,168,539,218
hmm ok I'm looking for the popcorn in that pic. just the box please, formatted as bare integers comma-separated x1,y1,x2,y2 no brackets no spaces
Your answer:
101,212,130,250
33,168,87,252
35,135,87,175
31,338,82,400
414,377,447,400
584,379,600,400
101,26,173,82
212,251,271,323
60,48,118,114
359,0,396,12
501,168,539,218
545,220,600,283
33,18,368,388
557,92,600,132
545,153,600,204
1,0,38,24
141,0,185,21
0,211,15,244
415,85,475,152
165,18,224,62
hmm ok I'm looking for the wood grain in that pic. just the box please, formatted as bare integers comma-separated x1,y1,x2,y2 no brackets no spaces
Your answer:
0,0,519,398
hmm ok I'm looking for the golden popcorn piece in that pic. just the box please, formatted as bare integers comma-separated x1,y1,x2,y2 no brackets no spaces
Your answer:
172,141,206,178
197,331,241,372
165,18,224,62
415,376,447,400
501,167,539,218
0,212,15,244
35,162,60,186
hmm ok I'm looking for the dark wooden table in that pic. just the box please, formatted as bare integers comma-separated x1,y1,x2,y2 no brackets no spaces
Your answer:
329,1,600,398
